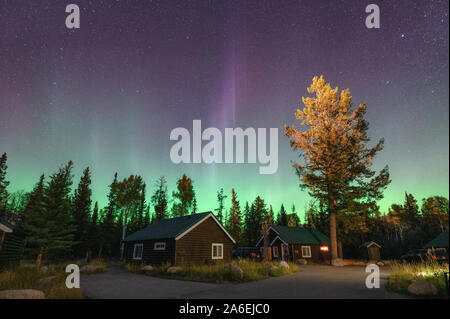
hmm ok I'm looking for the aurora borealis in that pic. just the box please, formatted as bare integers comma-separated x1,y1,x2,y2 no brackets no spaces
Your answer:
0,0,448,218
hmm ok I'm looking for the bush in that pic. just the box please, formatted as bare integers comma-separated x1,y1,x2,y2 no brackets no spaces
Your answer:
123,260,300,283
79,259,107,274
387,260,449,298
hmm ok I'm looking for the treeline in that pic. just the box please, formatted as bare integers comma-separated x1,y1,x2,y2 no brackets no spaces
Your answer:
306,193,449,258
0,153,300,262
0,152,448,262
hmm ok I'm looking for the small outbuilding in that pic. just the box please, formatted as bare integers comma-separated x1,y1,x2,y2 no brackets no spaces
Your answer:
359,241,382,261
424,230,449,252
122,212,235,265
0,216,26,270
255,225,330,263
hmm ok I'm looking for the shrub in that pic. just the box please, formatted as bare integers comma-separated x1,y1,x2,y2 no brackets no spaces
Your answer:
387,260,449,298
123,260,300,283
0,264,83,299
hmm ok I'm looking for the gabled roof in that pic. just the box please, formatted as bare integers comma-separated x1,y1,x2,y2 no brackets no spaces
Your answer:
256,225,330,246
360,241,382,249
0,216,15,233
123,212,235,243
424,230,449,248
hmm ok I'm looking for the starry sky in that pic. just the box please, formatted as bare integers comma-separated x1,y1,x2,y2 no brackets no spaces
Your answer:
0,0,448,218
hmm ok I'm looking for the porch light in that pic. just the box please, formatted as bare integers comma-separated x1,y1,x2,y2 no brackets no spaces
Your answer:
320,246,329,251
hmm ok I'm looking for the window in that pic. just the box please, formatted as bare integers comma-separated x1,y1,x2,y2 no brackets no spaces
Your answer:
273,246,279,258
154,242,166,251
301,245,312,258
212,243,223,259
133,243,143,260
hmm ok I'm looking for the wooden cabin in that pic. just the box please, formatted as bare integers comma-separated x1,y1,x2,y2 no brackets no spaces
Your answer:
359,241,382,261
122,212,235,265
255,225,330,263
0,216,25,270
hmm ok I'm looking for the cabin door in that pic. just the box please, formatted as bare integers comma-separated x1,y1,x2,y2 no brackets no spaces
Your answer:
281,244,289,261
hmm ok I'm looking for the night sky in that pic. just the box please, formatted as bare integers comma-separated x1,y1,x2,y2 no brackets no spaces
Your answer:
0,0,448,217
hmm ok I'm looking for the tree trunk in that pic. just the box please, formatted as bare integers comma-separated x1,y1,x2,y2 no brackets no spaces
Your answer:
327,184,342,266
98,244,103,258
329,210,339,262
36,253,42,269
120,210,128,260
262,223,271,261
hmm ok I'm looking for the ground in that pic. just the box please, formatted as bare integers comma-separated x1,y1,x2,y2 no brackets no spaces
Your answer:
81,265,409,299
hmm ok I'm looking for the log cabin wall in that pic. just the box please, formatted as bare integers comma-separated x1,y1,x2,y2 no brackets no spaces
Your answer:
175,217,233,265
124,238,176,265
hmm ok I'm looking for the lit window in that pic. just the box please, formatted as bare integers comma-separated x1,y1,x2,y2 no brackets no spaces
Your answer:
133,243,143,260
301,245,312,258
273,246,279,258
154,242,166,250
212,243,223,259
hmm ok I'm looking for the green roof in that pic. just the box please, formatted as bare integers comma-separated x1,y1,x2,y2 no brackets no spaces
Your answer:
123,212,212,242
272,225,330,245
424,230,449,248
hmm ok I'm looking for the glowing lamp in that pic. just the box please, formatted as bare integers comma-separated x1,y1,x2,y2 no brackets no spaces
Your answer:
320,246,329,252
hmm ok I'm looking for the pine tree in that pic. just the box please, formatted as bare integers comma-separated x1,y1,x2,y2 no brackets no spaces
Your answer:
22,175,47,263
143,206,151,227
285,75,390,264
242,201,250,245
227,189,242,245
72,167,92,256
43,161,77,260
0,152,10,214
151,176,168,221
266,205,274,225
172,174,195,217
244,196,266,246
215,188,227,223
192,196,198,214
85,201,99,257
99,173,119,257
277,204,288,226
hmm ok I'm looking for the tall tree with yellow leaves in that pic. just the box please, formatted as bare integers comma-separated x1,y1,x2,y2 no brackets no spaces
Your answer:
285,76,390,265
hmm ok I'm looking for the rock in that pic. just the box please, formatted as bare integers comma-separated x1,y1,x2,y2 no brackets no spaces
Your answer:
80,265,100,272
331,259,344,267
167,266,182,274
268,265,279,276
39,266,48,274
141,265,153,271
408,280,438,296
278,261,290,269
224,263,244,279
37,276,57,285
296,259,307,265
0,289,45,299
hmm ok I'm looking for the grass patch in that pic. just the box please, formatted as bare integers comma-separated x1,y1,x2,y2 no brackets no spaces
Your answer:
79,259,107,274
386,260,449,298
124,260,300,283
0,264,83,299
